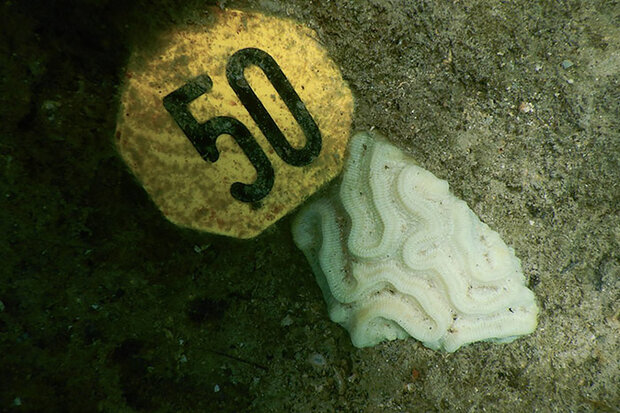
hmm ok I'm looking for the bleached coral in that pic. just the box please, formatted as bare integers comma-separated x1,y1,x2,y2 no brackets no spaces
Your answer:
292,131,538,351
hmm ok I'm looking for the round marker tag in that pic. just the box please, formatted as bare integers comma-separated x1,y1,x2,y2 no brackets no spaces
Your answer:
116,8,353,238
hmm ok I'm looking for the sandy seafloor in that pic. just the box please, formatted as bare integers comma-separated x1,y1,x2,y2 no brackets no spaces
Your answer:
1,0,618,411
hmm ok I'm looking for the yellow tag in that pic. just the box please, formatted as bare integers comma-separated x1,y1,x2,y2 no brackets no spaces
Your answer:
115,8,353,238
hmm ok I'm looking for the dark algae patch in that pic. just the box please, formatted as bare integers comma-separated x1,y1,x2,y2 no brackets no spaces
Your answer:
1,0,618,411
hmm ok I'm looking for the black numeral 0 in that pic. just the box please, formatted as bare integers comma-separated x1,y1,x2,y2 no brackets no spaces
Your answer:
163,48,322,203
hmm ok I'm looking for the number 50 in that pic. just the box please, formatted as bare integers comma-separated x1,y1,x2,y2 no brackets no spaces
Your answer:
163,48,322,203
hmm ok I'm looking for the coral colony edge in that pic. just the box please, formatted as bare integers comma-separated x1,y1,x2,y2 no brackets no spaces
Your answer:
292,131,539,352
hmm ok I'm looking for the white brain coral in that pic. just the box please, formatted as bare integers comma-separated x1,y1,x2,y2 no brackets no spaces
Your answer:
292,131,539,351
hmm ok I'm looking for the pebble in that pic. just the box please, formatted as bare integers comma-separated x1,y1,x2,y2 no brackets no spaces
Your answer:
280,315,293,327
519,101,534,113
307,353,327,368
561,60,574,69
